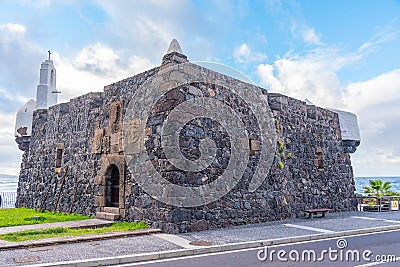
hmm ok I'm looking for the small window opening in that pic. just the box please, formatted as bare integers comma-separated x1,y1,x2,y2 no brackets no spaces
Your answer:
55,143,64,172
55,149,63,168
314,147,324,172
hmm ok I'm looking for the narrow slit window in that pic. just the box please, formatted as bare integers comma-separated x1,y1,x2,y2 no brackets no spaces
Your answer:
55,149,63,168
314,147,324,172
55,143,64,172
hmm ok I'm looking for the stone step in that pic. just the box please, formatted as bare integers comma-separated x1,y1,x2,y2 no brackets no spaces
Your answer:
103,207,120,214
96,212,120,221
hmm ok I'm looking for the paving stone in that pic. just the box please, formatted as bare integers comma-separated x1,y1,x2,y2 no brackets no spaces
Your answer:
27,245,59,252
13,256,40,263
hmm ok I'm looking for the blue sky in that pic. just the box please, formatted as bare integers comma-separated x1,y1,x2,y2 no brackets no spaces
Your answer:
0,0,399,177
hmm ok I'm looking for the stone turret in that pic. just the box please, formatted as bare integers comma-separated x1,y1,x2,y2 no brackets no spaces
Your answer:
330,109,361,153
15,100,36,151
161,39,189,67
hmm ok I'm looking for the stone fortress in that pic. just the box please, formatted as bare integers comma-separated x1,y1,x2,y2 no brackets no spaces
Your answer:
15,40,361,233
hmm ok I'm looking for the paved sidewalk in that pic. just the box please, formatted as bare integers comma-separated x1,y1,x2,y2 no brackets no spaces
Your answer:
0,211,399,266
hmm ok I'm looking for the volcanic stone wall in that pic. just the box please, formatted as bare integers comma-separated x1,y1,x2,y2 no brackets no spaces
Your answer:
16,65,357,233
265,93,357,213
16,67,159,214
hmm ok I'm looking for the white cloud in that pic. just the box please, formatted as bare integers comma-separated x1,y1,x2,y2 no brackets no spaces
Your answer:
342,69,400,175
302,27,321,45
289,18,322,46
96,0,190,60
256,64,283,91
358,26,397,53
34,0,51,8
0,22,42,101
95,0,220,62
0,111,22,175
0,22,41,175
233,43,267,64
0,19,157,175
256,39,400,176
0,113,15,140
0,23,26,34
74,43,120,75
257,47,361,107
343,69,400,113
0,40,154,175
18,0,52,8
53,43,153,102
0,87,29,104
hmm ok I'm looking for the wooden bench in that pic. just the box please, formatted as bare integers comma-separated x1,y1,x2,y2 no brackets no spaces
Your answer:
304,208,331,218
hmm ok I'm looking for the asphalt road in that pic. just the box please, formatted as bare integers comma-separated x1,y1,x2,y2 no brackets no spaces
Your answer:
117,230,400,267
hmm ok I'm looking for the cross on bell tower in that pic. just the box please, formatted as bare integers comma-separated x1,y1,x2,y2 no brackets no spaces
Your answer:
36,50,60,109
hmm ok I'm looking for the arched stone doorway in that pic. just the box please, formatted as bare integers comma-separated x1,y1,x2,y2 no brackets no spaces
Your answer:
106,165,120,207
94,154,126,219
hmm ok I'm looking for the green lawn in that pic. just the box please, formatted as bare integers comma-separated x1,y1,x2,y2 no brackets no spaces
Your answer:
0,221,149,242
0,208,91,227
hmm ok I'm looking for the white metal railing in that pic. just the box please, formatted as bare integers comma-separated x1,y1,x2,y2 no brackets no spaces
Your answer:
0,192,17,208
357,195,399,212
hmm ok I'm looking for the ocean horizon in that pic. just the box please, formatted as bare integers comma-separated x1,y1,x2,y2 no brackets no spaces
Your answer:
1,174,399,194
0,174,19,192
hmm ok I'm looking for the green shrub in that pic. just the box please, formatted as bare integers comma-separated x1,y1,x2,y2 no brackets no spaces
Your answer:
278,161,284,169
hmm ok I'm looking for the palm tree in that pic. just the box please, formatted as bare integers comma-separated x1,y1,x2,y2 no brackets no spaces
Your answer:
363,179,396,198
363,179,399,211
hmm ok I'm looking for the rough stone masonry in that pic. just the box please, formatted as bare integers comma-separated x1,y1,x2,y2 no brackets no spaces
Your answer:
16,40,360,233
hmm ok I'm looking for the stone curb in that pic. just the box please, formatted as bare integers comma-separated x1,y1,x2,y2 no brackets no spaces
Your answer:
0,228,161,251
21,224,400,267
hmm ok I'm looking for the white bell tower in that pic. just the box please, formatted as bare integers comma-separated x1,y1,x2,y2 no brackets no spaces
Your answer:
15,51,60,150
36,50,59,109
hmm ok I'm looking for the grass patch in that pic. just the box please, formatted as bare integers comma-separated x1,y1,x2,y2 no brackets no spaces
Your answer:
0,221,149,242
0,208,91,227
